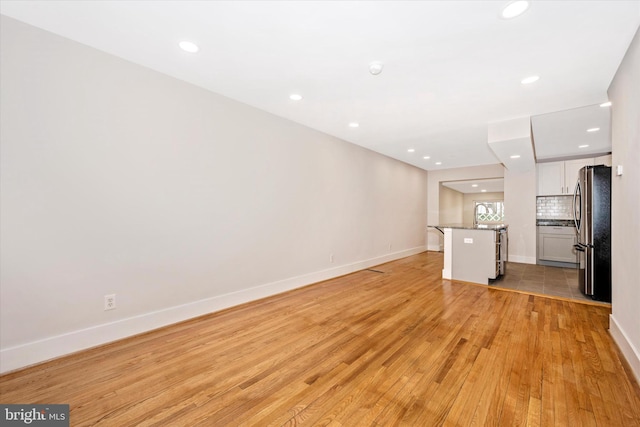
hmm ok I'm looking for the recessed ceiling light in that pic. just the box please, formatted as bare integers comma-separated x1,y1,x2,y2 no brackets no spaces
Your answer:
369,62,384,76
289,94,303,101
600,101,612,107
501,1,530,19
579,144,589,148
521,75,539,85
348,122,359,128
408,148,415,153
179,41,199,53
435,162,442,165
481,189,487,193
510,155,521,159
472,184,479,188
423,156,431,160
586,127,600,132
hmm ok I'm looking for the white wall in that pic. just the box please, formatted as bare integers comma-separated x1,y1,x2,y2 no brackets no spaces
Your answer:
504,168,537,264
462,192,504,225
427,165,504,251
438,185,464,226
608,26,640,383
0,16,428,372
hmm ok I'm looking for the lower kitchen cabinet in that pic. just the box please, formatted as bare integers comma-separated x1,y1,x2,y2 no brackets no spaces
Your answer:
537,226,577,264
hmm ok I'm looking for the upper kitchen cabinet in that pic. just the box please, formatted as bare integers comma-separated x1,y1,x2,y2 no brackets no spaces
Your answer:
537,162,564,196
594,154,613,166
537,158,594,196
564,158,594,192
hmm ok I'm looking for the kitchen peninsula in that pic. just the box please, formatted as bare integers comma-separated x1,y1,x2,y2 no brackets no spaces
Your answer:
430,224,508,285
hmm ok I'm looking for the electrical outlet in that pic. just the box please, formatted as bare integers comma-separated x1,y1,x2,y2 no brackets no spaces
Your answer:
329,253,334,263
388,243,392,250
104,294,116,311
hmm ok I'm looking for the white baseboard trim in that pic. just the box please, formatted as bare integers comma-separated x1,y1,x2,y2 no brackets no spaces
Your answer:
609,314,640,384
0,246,426,374
508,255,536,264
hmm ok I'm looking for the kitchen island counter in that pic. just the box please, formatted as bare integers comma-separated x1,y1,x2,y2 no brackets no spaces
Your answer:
431,223,508,231
429,224,508,285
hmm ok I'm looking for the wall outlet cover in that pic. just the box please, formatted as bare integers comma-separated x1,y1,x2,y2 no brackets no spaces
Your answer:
104,294,116,311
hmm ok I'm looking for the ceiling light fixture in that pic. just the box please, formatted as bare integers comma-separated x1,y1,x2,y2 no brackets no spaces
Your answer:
587,127,600,132
179,41,199,53
435,162,442,165
348,122,359,128
579,144,589,148
501,1,530,19
289,94,303,101
481,189,487,193
472,184,479,188
423,156,431,160
600,101,612,107
369,61,384,76
408,148,415,153
510,155,521,159
521,75,539,85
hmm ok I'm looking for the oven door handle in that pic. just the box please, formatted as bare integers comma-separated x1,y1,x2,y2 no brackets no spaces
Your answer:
574,242,592,251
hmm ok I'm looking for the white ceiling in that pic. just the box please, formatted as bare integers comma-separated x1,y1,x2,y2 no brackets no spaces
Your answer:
442,178,504,194
1,1,638,171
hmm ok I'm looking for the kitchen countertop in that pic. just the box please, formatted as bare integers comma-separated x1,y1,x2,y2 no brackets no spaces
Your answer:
429,223,508,232
537,219,574,227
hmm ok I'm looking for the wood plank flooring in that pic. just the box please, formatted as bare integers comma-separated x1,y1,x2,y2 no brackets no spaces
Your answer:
1,252,639,426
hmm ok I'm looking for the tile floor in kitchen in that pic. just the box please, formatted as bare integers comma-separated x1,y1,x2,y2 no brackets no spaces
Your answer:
491,262,609,305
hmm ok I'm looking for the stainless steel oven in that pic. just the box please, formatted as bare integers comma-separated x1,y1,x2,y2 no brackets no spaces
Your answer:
497,228,508,276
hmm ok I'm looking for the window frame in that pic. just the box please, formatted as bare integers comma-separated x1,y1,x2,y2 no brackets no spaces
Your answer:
474,200,505,224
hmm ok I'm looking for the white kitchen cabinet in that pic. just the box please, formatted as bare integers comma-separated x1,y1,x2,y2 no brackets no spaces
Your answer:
594,154,612,166
537,162,564,195
564,158,593,193
537,158,594,196
537,226,577,264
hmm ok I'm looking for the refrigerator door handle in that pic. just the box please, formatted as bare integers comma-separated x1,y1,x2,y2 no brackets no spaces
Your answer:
573,180,581,233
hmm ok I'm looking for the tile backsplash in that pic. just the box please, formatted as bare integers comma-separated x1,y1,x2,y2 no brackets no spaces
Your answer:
536,195,574,219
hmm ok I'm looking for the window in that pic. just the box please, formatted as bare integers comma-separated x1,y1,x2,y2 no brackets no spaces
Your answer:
475,201,505,223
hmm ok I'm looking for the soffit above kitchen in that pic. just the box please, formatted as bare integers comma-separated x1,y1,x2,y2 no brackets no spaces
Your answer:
442,178,504,194
1,1,638,171
531,103,612,161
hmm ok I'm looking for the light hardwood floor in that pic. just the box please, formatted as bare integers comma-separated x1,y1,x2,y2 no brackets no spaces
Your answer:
1,252,639,426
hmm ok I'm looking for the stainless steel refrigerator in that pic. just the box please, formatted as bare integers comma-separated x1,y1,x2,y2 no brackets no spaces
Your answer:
573,165,611,302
